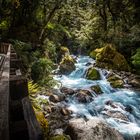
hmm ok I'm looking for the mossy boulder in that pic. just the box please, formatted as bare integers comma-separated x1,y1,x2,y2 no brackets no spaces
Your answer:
107,74,124,88
90,44,130,71
89,50,97,59
59,55,76,75
86,68,100,80
131,48,140,70
49,135,70,140
89,48,103,59
34,111,49,137
60,46,70,57
91,85,103,95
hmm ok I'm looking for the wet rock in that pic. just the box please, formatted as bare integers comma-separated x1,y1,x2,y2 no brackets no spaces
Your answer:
103,101,129,121
44,106,52,113
128,78,140,88
59,55,76,75
53,129,64,136
107,73,124,88
90,85,103,95
47,107,69,136
75,90,92,103
60,87,75,96
103,110,129,122
85,62,92,66
86,67,101,80
91,44,130,71
65,117,124,140
61,108,72,116
49,94,65,103
125,105,133,113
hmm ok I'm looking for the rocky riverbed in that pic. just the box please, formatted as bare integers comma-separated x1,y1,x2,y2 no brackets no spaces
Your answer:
35,55,140,140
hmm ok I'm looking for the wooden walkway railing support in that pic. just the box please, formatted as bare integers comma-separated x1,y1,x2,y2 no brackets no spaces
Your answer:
0,43,44,140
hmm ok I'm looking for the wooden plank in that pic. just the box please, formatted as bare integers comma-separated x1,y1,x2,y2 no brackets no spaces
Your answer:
0,44,10,140
22,97,44,140
0,81,9,140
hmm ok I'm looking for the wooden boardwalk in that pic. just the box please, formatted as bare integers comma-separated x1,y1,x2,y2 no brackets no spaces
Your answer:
0,43,43,140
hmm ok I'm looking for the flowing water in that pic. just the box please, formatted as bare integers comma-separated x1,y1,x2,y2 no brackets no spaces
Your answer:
54,55,140,139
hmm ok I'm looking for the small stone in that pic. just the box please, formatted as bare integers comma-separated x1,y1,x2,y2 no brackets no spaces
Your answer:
49,94,65,103
91,85,103,95
60,87,75,95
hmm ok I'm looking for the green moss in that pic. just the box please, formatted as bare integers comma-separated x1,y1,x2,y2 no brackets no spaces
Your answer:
86,68,100,80
35,111,49,137
59,55,76,75
0,19,10,30
60,47,70,56
93,44,130,71
131,48,140,69
89,50,97,59
107,75,124,88
49,135,70,140
91,85,103,94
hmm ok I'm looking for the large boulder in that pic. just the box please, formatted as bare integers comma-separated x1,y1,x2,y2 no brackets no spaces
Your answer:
131,48,140,70
86,68,101,80
90,44,130,71
59,55,76,75
65,117,124,140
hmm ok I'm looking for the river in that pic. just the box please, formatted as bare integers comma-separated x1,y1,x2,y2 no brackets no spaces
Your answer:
54,55,140,140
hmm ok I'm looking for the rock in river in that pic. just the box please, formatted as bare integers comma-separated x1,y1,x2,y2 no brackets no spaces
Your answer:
59,55,76,75
86,67,101,80
65,117,124,140
60,87,75,96
90,44,130,71
75,90,92,103
90,85,103,95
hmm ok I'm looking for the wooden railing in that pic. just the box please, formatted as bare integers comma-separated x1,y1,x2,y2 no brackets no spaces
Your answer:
0,43,43,140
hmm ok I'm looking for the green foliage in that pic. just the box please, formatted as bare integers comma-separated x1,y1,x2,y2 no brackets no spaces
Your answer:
0,20,10,30
28,80,40,95
12,40,33,69
31,58,53,82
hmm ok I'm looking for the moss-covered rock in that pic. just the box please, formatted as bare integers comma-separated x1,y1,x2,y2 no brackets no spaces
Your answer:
91,85,103,95
35,111,49,138
49,135,70,140
60,47,70,55
86,68,100,80
90,44,130,71
131,48,140,69
107,74,124,88
89,48,103,59
89,50,97,59
59,55,76,75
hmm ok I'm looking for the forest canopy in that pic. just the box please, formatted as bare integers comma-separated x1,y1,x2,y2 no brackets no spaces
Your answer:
0,0,140,84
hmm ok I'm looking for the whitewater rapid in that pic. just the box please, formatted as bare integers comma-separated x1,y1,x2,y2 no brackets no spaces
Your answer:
54,55,140,139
